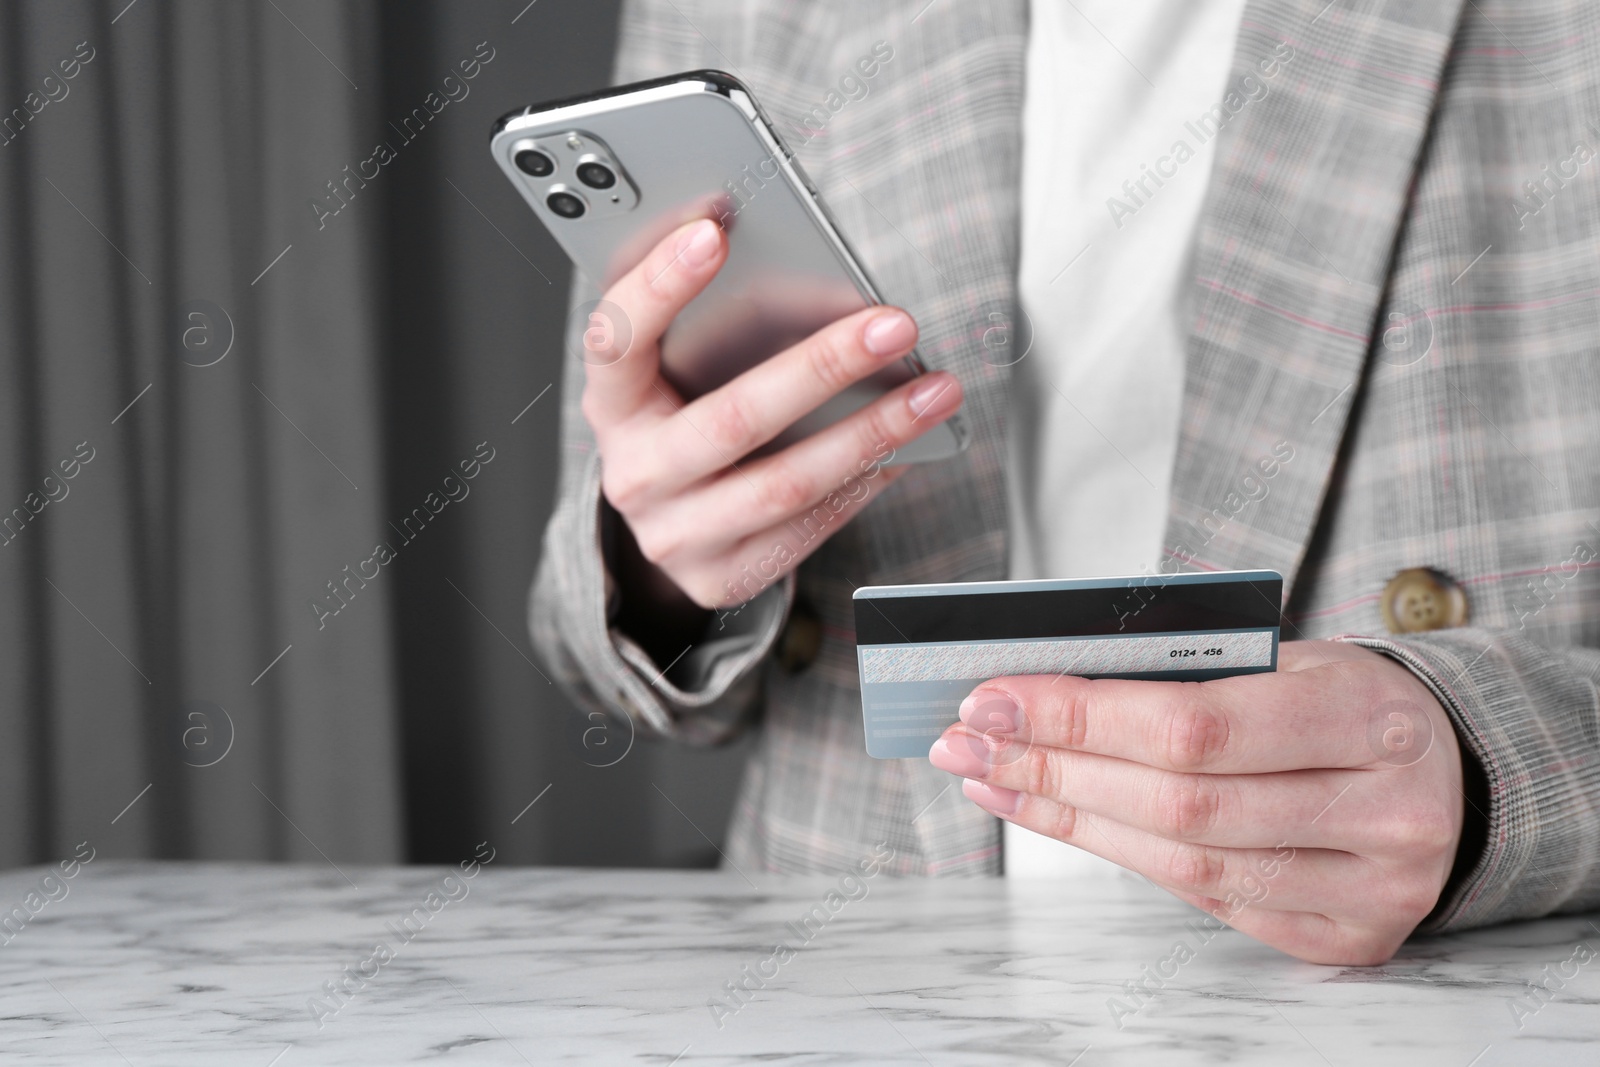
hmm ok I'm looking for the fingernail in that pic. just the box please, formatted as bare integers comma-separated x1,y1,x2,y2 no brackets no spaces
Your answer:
863,309,916,356
677,219,721,268
960,690,1022,734
929,734,990,779
963,779,1020,815
907,373,957,418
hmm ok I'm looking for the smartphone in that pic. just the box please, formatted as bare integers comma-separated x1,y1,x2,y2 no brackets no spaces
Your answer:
489,69,968,464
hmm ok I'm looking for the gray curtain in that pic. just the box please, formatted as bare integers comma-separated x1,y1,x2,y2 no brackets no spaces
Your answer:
0,0,400,865
0,0,750,872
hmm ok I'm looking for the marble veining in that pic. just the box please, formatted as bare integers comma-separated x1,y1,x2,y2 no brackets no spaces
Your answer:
0,861,1596,1064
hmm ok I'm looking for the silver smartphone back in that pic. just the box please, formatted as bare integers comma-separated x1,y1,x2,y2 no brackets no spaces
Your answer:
489,70,967,463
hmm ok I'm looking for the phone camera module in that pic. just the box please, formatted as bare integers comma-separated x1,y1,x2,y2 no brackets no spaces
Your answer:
515,148,555,177
546,190,587,218
576,161,616,189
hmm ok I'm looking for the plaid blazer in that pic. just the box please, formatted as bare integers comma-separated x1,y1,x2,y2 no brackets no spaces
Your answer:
530,0,1600,932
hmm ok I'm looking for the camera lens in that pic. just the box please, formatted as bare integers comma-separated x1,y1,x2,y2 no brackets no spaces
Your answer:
576,161,616,189
515,149,554,177
546,190,586,218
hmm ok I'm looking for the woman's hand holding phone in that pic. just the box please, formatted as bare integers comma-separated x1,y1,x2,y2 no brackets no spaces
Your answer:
579,217,963,627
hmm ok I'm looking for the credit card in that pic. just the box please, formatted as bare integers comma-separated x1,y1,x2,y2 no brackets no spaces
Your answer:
853,570,1283,758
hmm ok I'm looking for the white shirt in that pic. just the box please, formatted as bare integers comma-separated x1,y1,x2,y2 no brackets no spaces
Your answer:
1005,0,1251,876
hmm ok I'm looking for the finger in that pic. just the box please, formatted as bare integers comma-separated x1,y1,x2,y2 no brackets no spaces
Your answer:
675,466,910,610
958,661,1393,774
954,779,1369,918
934,728,1385,850
638,369,961,541
632,304,927,494
583,217,726,424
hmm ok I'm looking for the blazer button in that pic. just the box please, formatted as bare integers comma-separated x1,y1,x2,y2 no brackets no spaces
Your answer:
1380,567,1469,633
777,598,823,673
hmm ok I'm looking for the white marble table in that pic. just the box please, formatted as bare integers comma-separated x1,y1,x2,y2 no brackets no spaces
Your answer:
3,861,1596,1065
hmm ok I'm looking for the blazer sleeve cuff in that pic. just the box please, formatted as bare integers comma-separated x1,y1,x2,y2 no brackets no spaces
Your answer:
538,449,793,746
